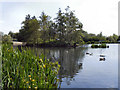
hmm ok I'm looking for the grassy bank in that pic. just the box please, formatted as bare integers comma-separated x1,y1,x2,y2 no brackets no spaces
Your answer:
2,44,60,88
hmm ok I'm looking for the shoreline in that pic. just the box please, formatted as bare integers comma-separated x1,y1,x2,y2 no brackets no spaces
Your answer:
12,41,120,48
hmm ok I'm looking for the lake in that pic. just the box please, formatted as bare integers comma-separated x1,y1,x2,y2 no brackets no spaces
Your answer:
24,44,118,88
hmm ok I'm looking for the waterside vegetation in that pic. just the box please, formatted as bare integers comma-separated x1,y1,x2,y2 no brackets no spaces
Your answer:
91,44,109,48
2,44,60,88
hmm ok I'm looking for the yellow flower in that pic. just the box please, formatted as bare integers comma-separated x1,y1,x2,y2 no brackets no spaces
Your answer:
40,59,43,62
32,79,35,82
30,78,32,80
56,61,58,64
58,65,60,68
26,81,29,84
10,85,12,88
28,75,31,78
43,65,46,68
32,84,34,85
35,87,37,89
28,86,31,88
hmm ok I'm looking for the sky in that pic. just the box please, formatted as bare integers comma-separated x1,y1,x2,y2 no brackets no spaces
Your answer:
0,0,119,36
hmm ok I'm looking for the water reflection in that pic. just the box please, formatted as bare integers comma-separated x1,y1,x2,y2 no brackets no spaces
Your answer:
20,44,118,88
57,47,88,86
26,46,88,85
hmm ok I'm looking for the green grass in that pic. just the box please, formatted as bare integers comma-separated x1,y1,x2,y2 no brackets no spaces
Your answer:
2,44,60,88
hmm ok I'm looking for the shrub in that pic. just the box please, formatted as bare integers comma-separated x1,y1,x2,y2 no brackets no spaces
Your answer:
91,44,99,48
91,44,109,48
2,35,13,44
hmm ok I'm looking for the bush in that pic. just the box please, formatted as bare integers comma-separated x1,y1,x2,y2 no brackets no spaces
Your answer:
91,44,99,48
99,44,106,48
2,44,60,88
2,35,13,44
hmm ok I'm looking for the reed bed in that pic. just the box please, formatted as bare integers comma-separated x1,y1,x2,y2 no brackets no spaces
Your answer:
2,44,60,88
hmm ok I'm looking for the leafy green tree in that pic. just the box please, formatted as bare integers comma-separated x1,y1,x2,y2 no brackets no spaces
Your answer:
8,31,14,38
39,12,51,43
17,14,31,42
47,22,57,42
64,6,83,45
106,34,118,42
8,31,19,41
28,16,40,45
2,34,13,43
112,34,118,42
17,15,40,45
106,36,114,42
55,8,66,42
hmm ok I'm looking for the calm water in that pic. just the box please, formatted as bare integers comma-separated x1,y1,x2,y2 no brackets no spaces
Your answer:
24,44,118,88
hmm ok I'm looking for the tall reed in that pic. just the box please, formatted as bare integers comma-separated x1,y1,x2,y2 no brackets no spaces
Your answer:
2,44,60,88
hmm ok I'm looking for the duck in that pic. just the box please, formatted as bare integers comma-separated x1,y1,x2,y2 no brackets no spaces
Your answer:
78,63,83,69
89,53,93,55
79,63,82,66
86,52,93,55
100,54,105,57
99,57,105,61
86,52,89,54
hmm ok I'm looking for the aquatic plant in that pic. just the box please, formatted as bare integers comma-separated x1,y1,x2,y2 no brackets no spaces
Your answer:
2,44,60,88
91,44,109,48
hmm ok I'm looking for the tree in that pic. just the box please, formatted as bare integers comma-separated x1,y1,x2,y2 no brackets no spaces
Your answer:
28,16,40,45
112,34,118,42
39,12,51,43
17,14,31,42
64,6,83,45
2,34,12,43
8,31,14,38
55,8,66,42
17,14,40,45
47,22,57,42
106,34,118,42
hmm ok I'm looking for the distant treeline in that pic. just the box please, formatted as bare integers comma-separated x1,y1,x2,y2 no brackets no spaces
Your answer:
2,6,120,46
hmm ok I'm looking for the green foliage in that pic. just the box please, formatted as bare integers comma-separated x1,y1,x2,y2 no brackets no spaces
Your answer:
106,34,118,42
11,6,119,46
8,31,14,38
39,12,52,43
55,8,66,42
55,6,83,45
91,44,109,48
2,35,13,44
2,44,60,88
16,6,85,47
17,15,40,44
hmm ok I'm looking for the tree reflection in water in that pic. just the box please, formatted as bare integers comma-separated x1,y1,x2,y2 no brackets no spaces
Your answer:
57,47,88,86
24,46,88,86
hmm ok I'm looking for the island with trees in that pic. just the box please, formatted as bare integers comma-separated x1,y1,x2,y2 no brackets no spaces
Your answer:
2,6,120,47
